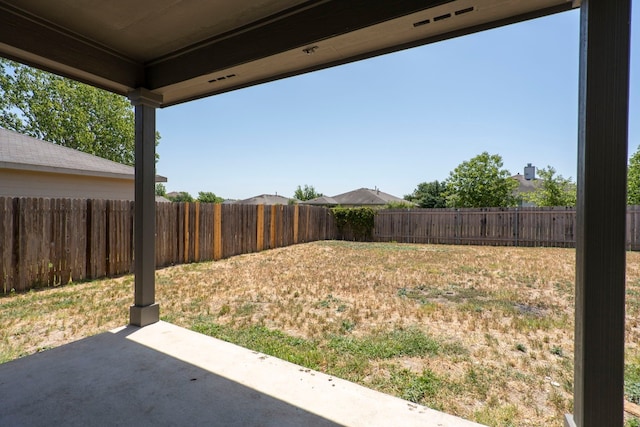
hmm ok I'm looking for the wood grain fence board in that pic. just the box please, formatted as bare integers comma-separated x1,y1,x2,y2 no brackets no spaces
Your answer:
248,204,257,254
257,204,265,251
194,202,200,262
0,198,14,292
263,206,272,250
155,202,166,267
270,205,277,249
156,202,168,267
183,202,190,264
126,201,135,274
69,199,86,283
15,198,49,291
213,203,222,260
176,203,184,265
86,199,106,278
629,206,640,250
107,200,117,275
189,202,196,262
106,200,134,276
197,203,213,261
64,199,87,284
70,199,83,281
223,204,232,257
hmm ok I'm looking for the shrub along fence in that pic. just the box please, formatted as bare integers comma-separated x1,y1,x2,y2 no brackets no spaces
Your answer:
375,206,640,249
0,197,337,293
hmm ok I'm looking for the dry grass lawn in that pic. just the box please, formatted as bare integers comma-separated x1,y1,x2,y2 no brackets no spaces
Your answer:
3,241,640,427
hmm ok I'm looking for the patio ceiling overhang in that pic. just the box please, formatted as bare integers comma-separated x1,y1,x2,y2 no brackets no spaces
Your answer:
0,0,577,107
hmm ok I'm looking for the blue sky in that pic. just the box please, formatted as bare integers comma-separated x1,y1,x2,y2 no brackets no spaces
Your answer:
157,7,639,201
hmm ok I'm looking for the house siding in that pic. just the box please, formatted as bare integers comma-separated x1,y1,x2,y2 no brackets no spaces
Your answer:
0,169,134,200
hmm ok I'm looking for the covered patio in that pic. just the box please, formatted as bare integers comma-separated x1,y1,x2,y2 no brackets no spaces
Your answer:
0,0,632,425
0,321,480,426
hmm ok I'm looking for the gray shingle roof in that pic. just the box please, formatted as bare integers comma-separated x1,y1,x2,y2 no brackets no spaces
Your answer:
302,196,338,206
331,188,405,206
0,128,166,181
235,194,293,205
511,174,537,194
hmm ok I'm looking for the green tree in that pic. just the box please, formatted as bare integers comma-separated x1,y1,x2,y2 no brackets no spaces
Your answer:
522,166,576,206
445,152,518,208
155,183,167,197
404,181,447,208
0,59,159,165
294,185,324,201
170,192,194,203
629,146,640,204
197,191,224,203
383,201,415,209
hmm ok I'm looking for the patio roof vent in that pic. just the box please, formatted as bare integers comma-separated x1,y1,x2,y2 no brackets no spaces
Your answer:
433,13,452,22
208,74,237,83
413,6,475,29
455,7,475,16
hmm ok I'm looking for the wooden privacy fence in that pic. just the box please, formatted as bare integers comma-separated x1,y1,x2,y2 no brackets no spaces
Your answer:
0,197,337,293
375,206,640,249
6,198,640,293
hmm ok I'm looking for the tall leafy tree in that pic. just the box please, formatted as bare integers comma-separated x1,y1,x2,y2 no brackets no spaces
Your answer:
169,192,194,203
0,59,159,165
522,166,576,206
445,152,518,208
629,145,640,205
155,183,167,197
404,180,447,208
294,185,324,201
197,191,224,203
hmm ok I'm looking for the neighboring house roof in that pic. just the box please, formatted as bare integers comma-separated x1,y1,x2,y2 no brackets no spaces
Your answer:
331,188,406,206
302,196,339,206
511,173,538,207
235,194,292,205
0,128,167,182
155,195,171,203
511,174,538,195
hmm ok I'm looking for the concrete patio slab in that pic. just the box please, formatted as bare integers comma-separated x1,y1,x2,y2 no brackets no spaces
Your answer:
0,321,484,426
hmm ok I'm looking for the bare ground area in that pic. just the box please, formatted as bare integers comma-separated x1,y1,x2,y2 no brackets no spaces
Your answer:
3,241,640,426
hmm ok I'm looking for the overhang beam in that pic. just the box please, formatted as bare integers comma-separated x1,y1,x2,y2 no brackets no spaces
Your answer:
0,3,143,93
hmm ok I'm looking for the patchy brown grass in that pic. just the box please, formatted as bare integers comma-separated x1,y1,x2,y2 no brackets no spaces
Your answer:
2,241,640,427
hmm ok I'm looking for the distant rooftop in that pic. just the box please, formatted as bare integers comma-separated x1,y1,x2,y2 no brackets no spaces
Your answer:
235,194,293,205
304,188,406,206
511,174,538,194
302,196,338,206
